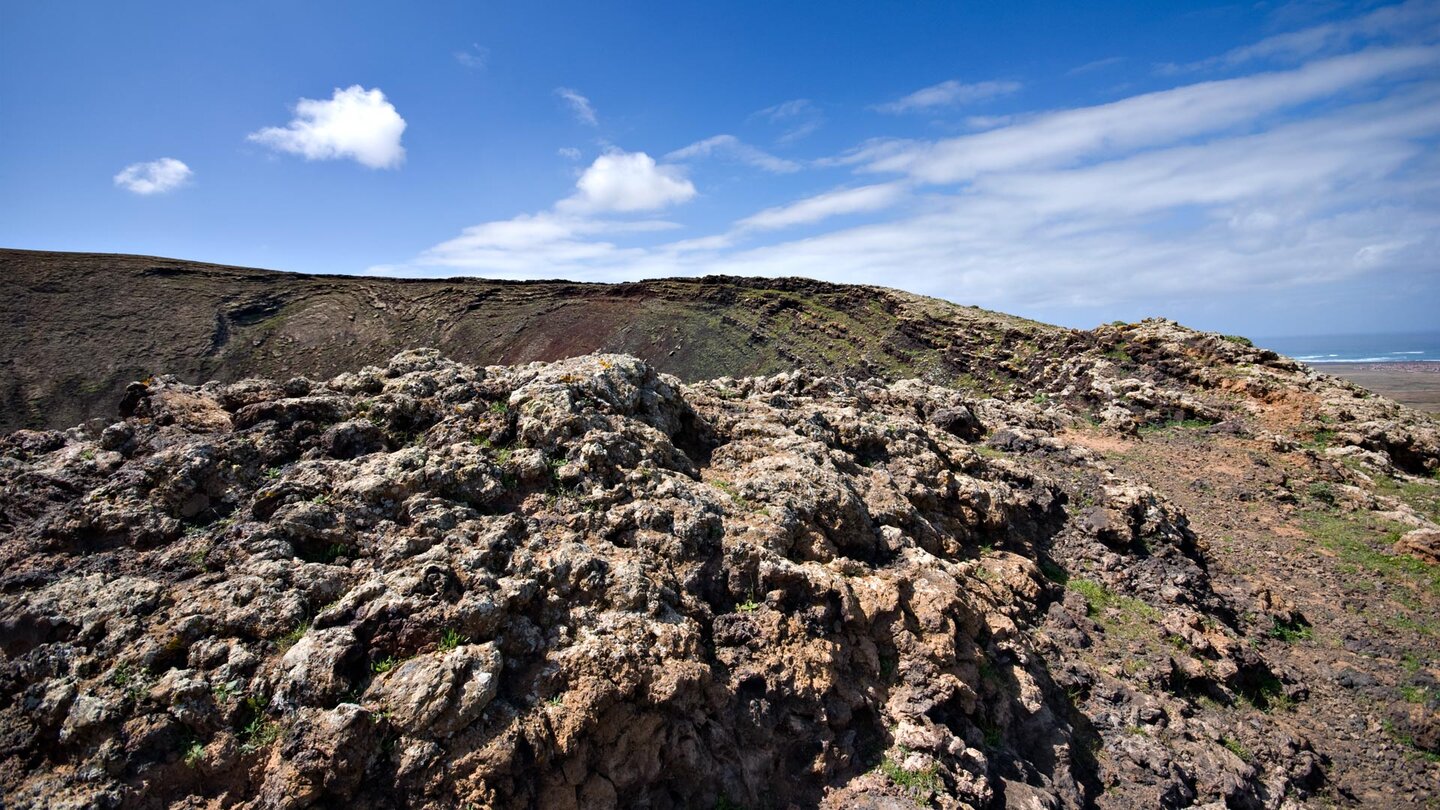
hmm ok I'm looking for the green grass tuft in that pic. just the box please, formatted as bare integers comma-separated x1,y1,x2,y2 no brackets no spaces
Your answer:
438,628,468,652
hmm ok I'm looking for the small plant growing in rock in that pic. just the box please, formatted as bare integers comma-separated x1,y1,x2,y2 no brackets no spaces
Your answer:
320,543,352,563
979,721,1003,749
737,596,760,612
186,543,211,570
371,656,398,674
1306,481,1335,505
1221,736,1251,762
277,621,310,652
488,401,508,416
183,740,205,767
1266,616,1312,643
438,628,467,651
878,746,943,802
713,479,757,511
212,680,236,704
264,466,281,480
240,716,282,752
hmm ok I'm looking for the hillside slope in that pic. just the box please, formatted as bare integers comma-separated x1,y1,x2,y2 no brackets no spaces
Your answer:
1,249,1061,434
2,249,1440,807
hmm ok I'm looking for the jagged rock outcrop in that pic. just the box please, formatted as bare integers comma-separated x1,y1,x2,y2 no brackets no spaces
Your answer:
6,348,1413,809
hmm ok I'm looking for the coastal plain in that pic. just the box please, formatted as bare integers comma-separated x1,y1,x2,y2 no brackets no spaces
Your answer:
1313,362,1440,413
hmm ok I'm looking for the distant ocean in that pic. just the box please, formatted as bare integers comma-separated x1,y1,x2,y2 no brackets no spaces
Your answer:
1254,332,1440,364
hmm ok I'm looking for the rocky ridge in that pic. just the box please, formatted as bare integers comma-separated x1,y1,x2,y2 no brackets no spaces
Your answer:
2,313,1439,808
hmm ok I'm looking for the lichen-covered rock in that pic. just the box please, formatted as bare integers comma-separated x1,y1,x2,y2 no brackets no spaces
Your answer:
0,351,1361,808
366,643,501,738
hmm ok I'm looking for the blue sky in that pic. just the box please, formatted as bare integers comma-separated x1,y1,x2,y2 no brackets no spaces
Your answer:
2,0,1437,337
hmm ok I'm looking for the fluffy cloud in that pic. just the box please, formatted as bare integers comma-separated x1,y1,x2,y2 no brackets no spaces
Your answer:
560,150,696,213
248,86,406,169
113,158,192,195
555,87,598,126
873,79,1021,114
373,149,693,277
665,135,801,173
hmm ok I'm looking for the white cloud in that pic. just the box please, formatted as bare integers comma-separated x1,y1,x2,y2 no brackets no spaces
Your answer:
248,85,406,169
555,87,598,126
737,183,908,230
665,135,801,173
113,158,192,195
454,44,489,69
558,147,582,161
410,212,677,278
1068,56,1126,75
753,99,825,143
375,149,694,278
1160,0,1440,73
376,28,1440,329
757,99,816,120
860,46,1440,183
559,150,696,213
873,79,1022,114
701,85,1440,308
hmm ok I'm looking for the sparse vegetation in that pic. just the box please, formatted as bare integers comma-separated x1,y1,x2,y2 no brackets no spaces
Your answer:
712,479,758,511
277,621,310,652
320,543,353,563
240,716,282,752
1266,616,1313,643
879,746,944,803
1137,417,1212,434
212,680,237,704
1300,510,1439,598
1306,481,1335,505
1221,736,1251,761
438,628,467,651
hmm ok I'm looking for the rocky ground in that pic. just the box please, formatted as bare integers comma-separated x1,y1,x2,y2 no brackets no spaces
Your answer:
0,320,1437,809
